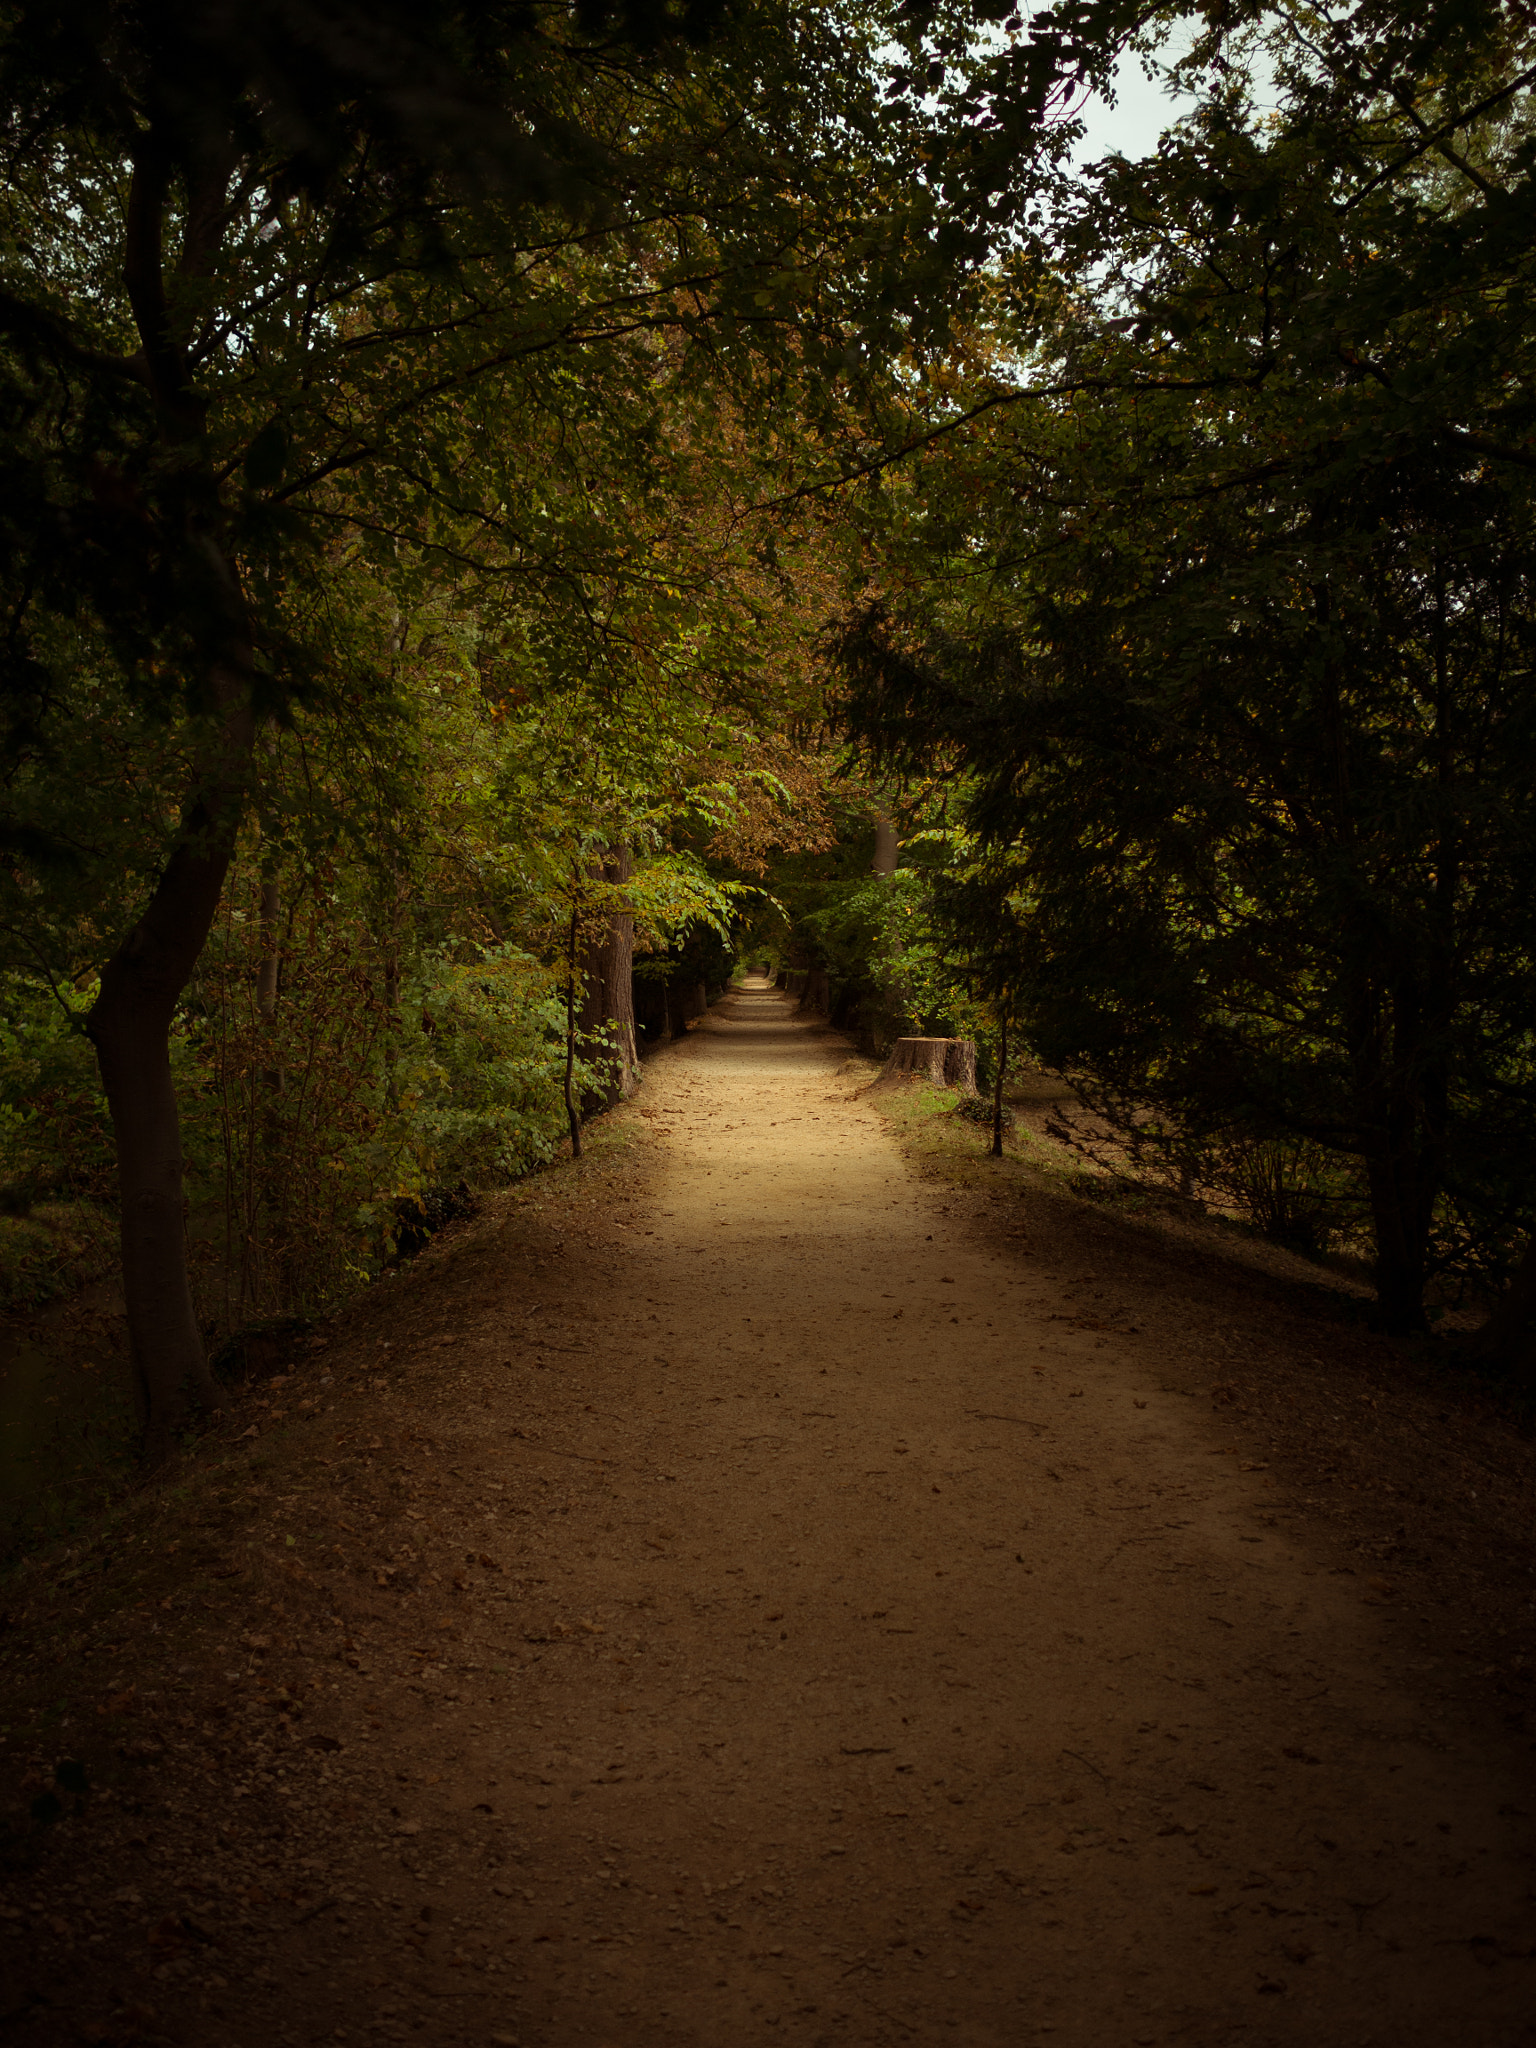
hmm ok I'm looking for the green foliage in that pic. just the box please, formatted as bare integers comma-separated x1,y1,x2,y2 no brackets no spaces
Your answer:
394,949,575,1191
804,869,966,1038
836,3,1536,1328
0,979,112,1207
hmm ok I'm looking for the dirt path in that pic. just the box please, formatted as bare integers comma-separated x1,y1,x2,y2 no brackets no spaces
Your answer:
470,980,1535,2048
3,982,1534,2048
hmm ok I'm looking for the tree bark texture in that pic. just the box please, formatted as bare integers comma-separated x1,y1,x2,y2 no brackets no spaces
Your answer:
992,1018,1007,1158
873,808,898,877
563,905,583,1159
578,845,639,1111
1349,959,1445,1334
876,1036,979,1094
87,662,253,1454
84,119,253,1457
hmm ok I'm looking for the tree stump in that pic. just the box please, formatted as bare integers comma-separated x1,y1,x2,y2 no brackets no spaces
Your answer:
876,1036,979,1094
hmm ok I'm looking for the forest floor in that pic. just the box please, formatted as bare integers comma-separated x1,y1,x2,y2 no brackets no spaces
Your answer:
1,981,1534,2048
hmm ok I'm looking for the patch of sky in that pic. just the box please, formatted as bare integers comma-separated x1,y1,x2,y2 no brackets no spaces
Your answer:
1068,15,1281,166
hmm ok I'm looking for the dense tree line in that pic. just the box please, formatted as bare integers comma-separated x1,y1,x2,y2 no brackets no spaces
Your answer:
831,0,1536,1359
0,0,1122,1451
7,0,1534,1459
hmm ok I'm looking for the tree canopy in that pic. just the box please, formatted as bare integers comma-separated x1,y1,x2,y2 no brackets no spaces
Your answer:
833,0,1536,1341
8,0,1536,1457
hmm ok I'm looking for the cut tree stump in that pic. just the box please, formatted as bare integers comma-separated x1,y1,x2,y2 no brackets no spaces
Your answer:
875,1036,978,1094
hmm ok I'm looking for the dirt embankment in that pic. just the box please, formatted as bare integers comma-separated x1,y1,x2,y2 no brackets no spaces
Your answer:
0,982,1532,2048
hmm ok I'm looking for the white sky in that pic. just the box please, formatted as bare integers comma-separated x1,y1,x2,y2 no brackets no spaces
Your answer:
1068,23,1281,165
1072,43,1197,161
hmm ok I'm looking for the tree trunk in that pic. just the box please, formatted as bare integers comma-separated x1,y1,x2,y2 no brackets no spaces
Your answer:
873,808,898,877
992,1017,1007,1158
563,905,583,1159
797,967,831,1016
578,845,639,1111
1471,1234,1536,1382
255,860,288,1311
86,659,254,1458
1364,1151,1430,1334
1356,966,1442,1334
944,1039,978,1094
83,119,255,1457
876,1036,979,1094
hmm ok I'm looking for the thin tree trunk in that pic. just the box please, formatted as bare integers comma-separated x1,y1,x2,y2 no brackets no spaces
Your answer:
563,905,583,1159
255,860,292,1310
87,658,253,1457
992,1016,1007,1158
84,116,251,1457
577,845,638,1112
1359,965,1440,1335
873,808,898,877
1471,1234,1536,1380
